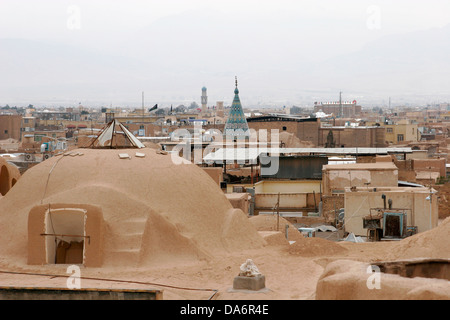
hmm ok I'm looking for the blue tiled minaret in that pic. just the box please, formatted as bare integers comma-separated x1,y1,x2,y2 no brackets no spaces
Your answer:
201,86,208,115
224,77,249,138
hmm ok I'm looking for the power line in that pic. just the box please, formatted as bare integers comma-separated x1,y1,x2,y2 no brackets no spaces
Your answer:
0,270,219,300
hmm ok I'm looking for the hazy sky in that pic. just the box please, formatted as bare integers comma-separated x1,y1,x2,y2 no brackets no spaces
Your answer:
1,0,450,107
2,0,450,39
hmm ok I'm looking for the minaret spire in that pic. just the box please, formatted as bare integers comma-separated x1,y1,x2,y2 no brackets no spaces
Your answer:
224,76,249,138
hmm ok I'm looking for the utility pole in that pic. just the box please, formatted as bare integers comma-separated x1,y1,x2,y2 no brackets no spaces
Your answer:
428,166,433,230
142,91,145,125
276,193,280,231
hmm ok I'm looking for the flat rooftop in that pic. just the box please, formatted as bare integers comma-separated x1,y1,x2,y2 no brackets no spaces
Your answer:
204,147,412,162
323,162,398,170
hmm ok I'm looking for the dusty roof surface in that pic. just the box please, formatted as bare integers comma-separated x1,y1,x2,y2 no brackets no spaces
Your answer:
0,148,449,300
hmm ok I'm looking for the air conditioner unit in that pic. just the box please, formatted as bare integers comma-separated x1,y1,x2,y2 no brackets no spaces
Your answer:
383,212,407,238
24,154,36,162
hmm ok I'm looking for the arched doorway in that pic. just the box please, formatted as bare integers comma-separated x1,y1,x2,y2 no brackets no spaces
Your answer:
28,204,104,267
44,208,86,265
0,166,10,196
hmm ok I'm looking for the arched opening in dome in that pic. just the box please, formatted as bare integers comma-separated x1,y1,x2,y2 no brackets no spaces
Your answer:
28,204,104,267
45,208,86,265
0,165,10,196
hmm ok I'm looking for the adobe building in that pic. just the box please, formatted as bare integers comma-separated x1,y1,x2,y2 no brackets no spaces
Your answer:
313,101,362,118
366,119,421,144
21,130,66,146
412,158,446,178
407,141,440,155
405,150,428,160
253,180,322,216
384,120,421,144
415,171,440,185
344,186,438,236
0,114,22,141
21,116,36,134
247,115,386,149
247,115,321,146
322,162,399,196
322,160,439,236
318,126,387,148
321,162,399,225
216,101,225,118
393,157,446,184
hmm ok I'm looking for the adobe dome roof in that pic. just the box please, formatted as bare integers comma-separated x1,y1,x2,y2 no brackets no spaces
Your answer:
0,148,264,267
